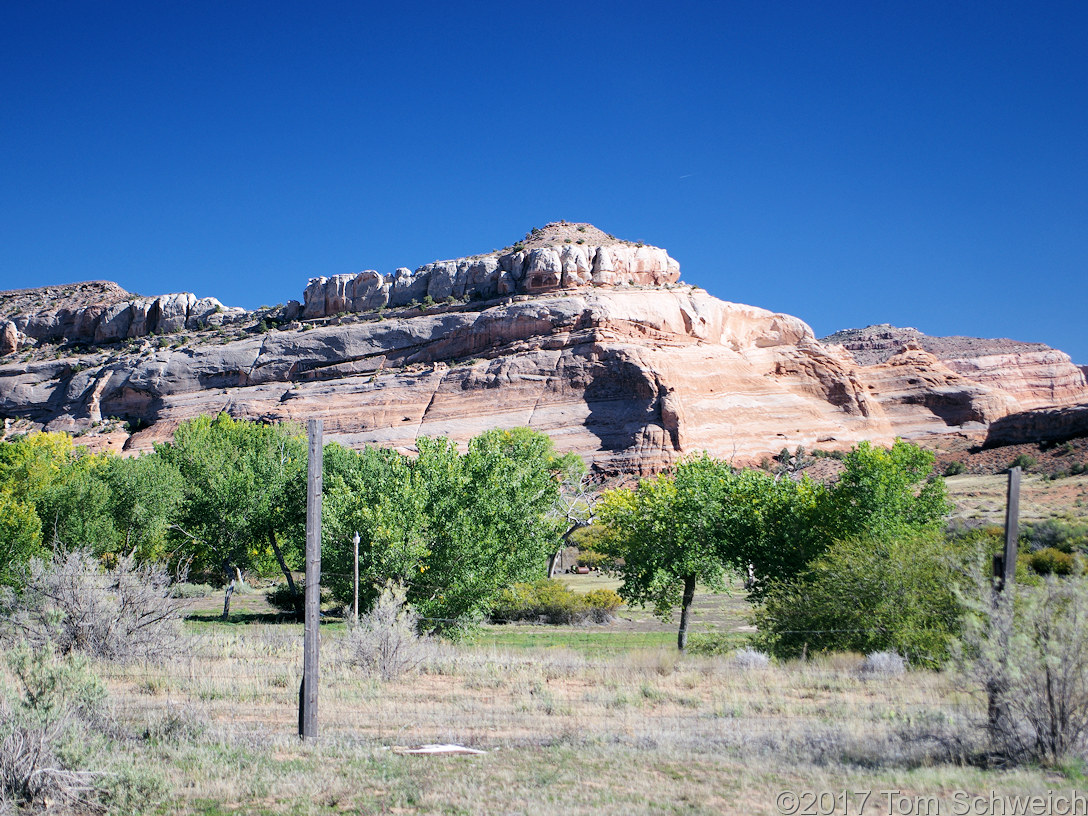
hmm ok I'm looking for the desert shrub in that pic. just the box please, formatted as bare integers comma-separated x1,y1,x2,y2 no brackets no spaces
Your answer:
1026,547,1077,576
684,632,737,656
1071,462,1087,475
858,651,907,677
943,461,967,476
1010,453,1037,470
732,648,770,670
265,580,305,617
1021,518,1088,553
491,579,619,624
582,588,622,622
956,575,1088,766
170,582,217,599
0,646,106,812
0,549,185,663
344,582,429,681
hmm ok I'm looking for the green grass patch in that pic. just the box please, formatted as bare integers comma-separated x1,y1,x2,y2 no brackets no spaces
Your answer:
468,627,674,653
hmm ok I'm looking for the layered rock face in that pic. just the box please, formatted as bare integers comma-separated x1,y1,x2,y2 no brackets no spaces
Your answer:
823,325,1088,415
1,228,1086,472
300,223,680,320
2,285,1085,472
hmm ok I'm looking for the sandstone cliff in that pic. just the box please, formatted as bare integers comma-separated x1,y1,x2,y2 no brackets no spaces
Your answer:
1,227,1085,472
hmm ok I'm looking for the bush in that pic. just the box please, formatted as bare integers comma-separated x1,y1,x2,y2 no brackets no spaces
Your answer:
1026,547,1077,576
0,549,185,663
0,645,106,811
576,548,610,570
1021,518,1088,553
344,582,429,681
582,588,623,622
752,532,969,667
943,461,967,476
858,651,906,677
1010,453,1037,470
732,648,770,670
956,575,1088,765
491,579,620,625
265,580,305,617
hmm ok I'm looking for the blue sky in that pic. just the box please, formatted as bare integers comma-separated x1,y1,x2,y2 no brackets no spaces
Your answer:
2,1,1086,362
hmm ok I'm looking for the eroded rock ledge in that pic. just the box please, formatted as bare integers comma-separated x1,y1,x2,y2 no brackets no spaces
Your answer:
300,222,680,319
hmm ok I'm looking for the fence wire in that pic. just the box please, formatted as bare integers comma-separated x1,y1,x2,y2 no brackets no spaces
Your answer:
96,620,978,757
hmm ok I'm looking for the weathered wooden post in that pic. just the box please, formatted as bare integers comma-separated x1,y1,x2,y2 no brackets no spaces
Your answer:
988,466,1020,740
352,531,360,623
299,419,322,740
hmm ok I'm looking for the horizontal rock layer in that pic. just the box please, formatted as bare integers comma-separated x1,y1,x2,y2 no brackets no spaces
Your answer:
2,287,1085,472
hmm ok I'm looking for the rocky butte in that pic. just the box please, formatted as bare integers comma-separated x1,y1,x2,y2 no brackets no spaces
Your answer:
1,222,1086,474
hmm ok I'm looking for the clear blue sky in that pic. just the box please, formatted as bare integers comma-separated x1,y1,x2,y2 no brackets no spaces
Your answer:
2,1,1086,362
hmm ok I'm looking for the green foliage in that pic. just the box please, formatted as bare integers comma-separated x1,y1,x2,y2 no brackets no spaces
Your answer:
156,414,307,581
1011,453,1038,470
576,548,609,569
828,440,951,541
752,532,971,666
323,427,566,633
0,491,42,587
598,458,731,621
944,460,967,476
491,579,620,624
1020,518,1088,554
1025,547,1077,576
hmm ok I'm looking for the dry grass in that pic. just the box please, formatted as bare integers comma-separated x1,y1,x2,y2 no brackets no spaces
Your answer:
63,623,1081,814
946,472,1088,527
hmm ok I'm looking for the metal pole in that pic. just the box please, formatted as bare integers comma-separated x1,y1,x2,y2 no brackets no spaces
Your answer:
352,531,360,623
300,419,322,740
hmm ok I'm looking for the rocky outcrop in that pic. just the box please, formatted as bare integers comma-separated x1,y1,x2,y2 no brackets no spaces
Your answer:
0,281,247,348
985,405,1088,447
301,222,680,319
2,283,1085,473
823,325,1088,413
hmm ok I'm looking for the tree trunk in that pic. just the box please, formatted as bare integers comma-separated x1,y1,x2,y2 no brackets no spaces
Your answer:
677,574,697,651
547,550,561,578
548,521,585,578
221,563,241,620
268,529,302,620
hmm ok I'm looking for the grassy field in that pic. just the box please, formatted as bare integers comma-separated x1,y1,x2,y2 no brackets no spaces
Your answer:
73,616,1076,816
945,471,1088,527
32,573,1068,815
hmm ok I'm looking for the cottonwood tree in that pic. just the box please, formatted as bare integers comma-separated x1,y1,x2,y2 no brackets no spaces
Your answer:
323,428,566,633
597,456,734,651
157,414,307,618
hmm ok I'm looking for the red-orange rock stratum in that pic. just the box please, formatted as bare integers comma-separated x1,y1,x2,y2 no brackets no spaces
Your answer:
1,224,1085,473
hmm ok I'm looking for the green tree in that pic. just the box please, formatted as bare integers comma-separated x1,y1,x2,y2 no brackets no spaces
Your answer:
0,432,117,558
102,452,185,564
597,456,734,650
752,531,971,666
157,414,307,617
828,439,951,540
323,428,566,633
0,490,42,586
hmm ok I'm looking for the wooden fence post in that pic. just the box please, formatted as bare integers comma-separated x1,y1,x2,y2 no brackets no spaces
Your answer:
988,465,1020,739
299,419,322,740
